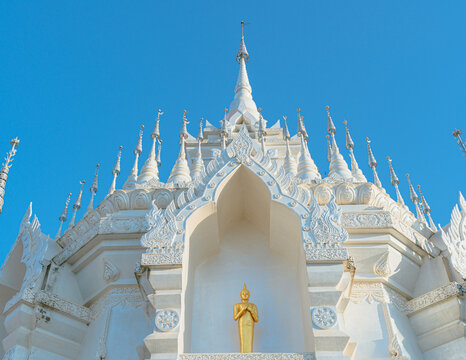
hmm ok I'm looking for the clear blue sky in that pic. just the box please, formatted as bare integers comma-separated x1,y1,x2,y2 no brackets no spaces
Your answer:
1,1,465,263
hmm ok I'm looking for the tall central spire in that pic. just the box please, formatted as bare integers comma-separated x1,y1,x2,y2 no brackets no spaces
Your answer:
227,21,260,129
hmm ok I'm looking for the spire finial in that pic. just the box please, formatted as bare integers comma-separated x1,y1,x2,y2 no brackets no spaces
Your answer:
326,106,336,135
124,126,144,189
257,107,266,154
283,115,297,177
191,118,206,180
220,109,229,149
417,184,437,231
405,174,427,225
0,138,20,214
326,135,332,162
86,164,100,212
108,146,123,195
139,112,162,185
197,117,204,142
168,113,192,185
297,108,308,141
386,156,405,205
69,180,85,228
342,121,366,182
365,137,383,189
156,139,162,167
237,21,249,63
325,107,352,180
55,192,72,239
152,109,162,140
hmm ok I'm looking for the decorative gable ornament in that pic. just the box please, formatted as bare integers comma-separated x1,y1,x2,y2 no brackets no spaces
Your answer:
4,203,50,310
141,124,349,267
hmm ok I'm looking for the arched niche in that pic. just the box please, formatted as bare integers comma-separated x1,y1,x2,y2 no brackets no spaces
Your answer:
179,165,314,353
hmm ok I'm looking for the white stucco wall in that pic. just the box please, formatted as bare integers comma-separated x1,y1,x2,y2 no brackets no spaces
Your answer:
189,220,309,353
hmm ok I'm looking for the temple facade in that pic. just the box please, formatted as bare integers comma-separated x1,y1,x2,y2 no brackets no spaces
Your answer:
0,31,465,360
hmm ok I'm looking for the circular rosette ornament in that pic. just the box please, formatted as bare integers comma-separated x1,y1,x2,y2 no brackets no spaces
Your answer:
312,306,337,329
155,309,179,332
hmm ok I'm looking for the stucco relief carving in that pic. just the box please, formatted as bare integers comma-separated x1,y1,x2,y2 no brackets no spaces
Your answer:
90,287,143,320
441,192,466,278
373,252,392,278
155,309,179,331
350,281,465,314
99,216,148,234
5,204,49,311
102,258,120,283
179,354,315,360
311,307,337,329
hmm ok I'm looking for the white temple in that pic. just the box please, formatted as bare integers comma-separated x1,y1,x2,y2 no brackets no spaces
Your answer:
0,29,465,360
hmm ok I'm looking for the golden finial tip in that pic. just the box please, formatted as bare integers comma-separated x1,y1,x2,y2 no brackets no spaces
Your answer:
258,107,262,112
405,173,410,178
283,115,287,120
343,120,347,125
119,145,123,150
365,137,369,141
140,125,144,130
325,105,330,110
387,156,391,160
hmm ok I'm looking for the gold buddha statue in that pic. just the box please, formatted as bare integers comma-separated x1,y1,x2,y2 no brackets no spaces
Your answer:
233,284,259,353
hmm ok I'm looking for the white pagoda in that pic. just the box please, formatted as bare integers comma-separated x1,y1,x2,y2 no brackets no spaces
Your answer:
0,29,465,360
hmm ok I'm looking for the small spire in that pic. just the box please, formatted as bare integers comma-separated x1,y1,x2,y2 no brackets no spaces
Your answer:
296,114,320,181
257,107,266,154
326,135,332,162
197,117,204,141
69,180,85,228
191,117,206,180
55,192,72,239
156,139,162,167
168,111,192,185
0,138,19,214
108,146,123,195
139,111,163,184
236,21,249,63
366,137,383,189
86,164,100,212
220,108,228,149
406,174,427,225
386,157,405,206
417,185,437,231
343,121,366,182
283,116,297,177
325,106,352,180
297,108,308,141
123,125,144,189
227,22,260,129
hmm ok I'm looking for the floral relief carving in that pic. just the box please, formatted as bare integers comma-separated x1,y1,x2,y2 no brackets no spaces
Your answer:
179,354,315,360
373,252,392,278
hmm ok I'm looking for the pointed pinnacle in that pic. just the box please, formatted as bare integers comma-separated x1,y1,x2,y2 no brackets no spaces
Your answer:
152,109,162,140
326,135,332,162
387,157,399,185
417,185,431,214
135,125,144,155
90,164,100,194
197,118,204,141
112,146,123,175
366,137,377,168
283,116,291,140
59,193,72,222
343,120,355,150
73,181,85,210
326,106,336,135
406,174,419,203
156,139,162,167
